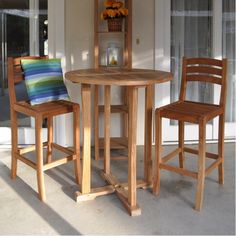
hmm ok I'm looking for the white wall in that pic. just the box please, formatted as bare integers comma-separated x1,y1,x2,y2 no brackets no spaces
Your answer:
132,0,155,144
62,0,155,145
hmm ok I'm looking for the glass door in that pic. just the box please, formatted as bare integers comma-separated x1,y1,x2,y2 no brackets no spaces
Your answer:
220,0,236,139
155,0,236,143
0,0,48,145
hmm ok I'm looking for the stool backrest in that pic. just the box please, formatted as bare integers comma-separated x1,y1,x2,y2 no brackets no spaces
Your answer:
180,57,227,107
7,56,47,107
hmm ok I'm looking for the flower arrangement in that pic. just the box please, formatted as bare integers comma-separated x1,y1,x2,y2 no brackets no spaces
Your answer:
101,0,128,20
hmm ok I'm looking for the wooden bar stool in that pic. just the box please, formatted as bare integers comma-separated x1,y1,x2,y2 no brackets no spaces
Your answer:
153,57,227,210
8,56,80,201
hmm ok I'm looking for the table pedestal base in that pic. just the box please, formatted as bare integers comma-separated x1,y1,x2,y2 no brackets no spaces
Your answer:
75,170,151,216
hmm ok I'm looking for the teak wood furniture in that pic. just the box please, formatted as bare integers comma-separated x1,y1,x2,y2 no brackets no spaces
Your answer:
8,56,81,201
66,68,173,216
94,0,132,160
153,57,227,210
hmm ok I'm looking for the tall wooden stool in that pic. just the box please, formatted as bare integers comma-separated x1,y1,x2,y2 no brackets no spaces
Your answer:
8,56,80,201
153,57,227,210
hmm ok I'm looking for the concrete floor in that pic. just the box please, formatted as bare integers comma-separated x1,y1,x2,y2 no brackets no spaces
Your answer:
0,143,235,235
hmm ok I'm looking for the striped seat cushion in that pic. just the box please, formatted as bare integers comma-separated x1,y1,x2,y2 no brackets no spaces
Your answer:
21,58,69,105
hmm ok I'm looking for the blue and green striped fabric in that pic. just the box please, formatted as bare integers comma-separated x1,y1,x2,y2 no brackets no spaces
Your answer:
21,58,69,105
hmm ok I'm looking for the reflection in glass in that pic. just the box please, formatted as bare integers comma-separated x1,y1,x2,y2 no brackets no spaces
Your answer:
0,0,48,127
170,0,213,104
223,0,235,122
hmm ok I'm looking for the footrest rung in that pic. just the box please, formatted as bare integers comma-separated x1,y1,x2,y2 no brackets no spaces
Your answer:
160,163,198,179
43,155,75,171
51,143,74,155
184,147,218,159
205,158,222,176
16,153,37,169
161,148,181,163
18,142,48,155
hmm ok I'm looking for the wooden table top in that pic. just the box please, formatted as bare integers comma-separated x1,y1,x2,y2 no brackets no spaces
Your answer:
65,68,173,86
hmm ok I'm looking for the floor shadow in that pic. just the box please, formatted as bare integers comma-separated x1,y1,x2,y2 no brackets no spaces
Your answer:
0,162,81,235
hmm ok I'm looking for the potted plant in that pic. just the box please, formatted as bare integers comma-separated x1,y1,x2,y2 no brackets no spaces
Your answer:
101,0,128,32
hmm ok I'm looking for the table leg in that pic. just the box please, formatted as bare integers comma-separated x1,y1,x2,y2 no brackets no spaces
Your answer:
81,84,91,194
94,85,100,160
127,86,141,216
104,85,111,174
76,84,115,202
75,84,141,216
144,85,154,185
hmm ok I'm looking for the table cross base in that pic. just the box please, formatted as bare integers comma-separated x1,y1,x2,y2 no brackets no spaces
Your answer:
75,170,151,216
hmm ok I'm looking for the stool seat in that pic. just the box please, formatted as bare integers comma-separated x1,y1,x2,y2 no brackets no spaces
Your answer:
158,101,223,123
14,100,75,117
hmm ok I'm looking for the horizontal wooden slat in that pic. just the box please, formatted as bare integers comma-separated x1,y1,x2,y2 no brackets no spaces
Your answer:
98,155,127,160
16,153,37,169
43,155,76,171
184,147,219,159
186,66,222,76
14,74,24,83
14,65,23,73
18,142,48,155
161,148,181,163
186,75,222,85
75,186,115,202
12,56,48,84
186,58,223,67
160,163,198,179
99,137,128,149
51,143,74,155
205,158,222,176
99,104,128,113
13,56,47,65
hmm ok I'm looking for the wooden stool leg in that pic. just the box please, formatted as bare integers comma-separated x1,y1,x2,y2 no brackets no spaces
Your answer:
11,110,18,179
35,116,46,201
73,105,81,185
218,114,225,184
178,121,185,168
46,117,53,164
153,110,162,195
195,121,206,211
94,85,100,160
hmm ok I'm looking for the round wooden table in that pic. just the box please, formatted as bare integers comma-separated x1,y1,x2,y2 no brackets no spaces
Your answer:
65,68,173,216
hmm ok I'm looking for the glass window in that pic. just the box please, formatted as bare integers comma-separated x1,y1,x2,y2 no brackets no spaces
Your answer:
223,0,236,122
0,0,48,127
170,0,213,104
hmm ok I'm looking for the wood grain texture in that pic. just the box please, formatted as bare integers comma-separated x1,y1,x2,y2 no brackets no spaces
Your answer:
153,57,227,211
144,85,154,184
66,66,173,216
8,56,81,202
104,85,111,174
127,87,138,207
66,68,173,86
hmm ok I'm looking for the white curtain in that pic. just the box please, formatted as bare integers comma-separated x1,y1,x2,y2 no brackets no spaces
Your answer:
223,0,236,122
170,0,213,104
